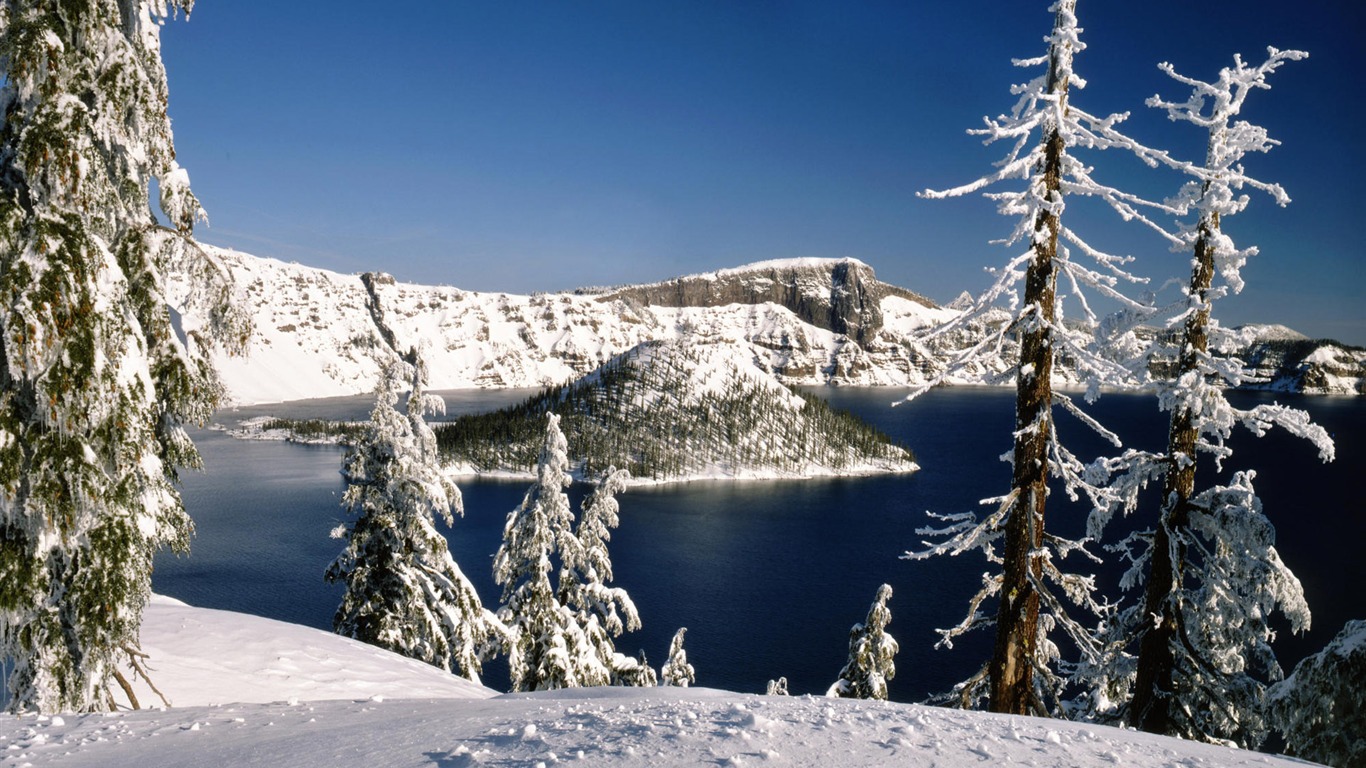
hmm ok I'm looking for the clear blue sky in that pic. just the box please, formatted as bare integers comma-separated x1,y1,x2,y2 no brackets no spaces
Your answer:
160,2,1364,345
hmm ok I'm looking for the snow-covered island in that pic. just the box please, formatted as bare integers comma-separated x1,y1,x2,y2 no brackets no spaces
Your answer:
434,339,916,483
0,596,1323,768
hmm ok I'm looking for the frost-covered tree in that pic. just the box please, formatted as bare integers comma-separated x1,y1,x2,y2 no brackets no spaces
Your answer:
1268,619,1366,768
907,0,1182,716
494,413,603,691
766,677,789,696
558,466,649,685
1076,49,1332,748
827,584,898,701
660,627,695,687
326,354,503,683
0,0,244,713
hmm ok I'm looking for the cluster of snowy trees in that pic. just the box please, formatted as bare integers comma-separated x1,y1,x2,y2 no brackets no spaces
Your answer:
906,0,1344,755
328,370,697,693
434,340,910,480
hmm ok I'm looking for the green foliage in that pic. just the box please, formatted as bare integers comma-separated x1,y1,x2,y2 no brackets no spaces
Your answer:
1,0,243,713
259,417,366,444
434,342,912,481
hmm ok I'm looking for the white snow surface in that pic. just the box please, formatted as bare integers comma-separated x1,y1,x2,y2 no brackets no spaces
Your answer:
1,598,1314,767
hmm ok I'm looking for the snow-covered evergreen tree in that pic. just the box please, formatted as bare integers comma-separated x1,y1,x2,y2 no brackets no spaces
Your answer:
558,466,650,686
326,354,503,683
907,0,1183,716
660,628,695,688
1268,619,1366,768
0,0,245,713
494,413,603,691
1074,48,1332,748
827,584,898,701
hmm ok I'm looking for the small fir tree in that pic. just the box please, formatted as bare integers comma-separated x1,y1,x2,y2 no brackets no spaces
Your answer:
494,413,604,691
1,0,245,713
661,627,695,687
827,584,898,700
558,466,648,685
326,354,503,682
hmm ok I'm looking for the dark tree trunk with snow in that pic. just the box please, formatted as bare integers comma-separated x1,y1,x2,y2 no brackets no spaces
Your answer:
988,9,1070,714
1130,210,1217,733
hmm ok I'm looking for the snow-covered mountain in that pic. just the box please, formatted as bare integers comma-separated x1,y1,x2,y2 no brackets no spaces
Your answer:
1234,325,1366,395
176,248,956,405
174,247,1362,404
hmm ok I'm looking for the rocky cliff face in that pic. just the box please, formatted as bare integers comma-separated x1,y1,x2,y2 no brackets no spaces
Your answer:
599,258,936,345
1234,329,1366,395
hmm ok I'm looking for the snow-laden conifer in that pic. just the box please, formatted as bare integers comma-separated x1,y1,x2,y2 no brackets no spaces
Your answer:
326,354,503,683
660,628,695,687
1268,619,1366,768
827,584,898,701
906,0,1184,716
0,0,245,713
494,413,605,691
1073,48,1331,748
558,466,650,685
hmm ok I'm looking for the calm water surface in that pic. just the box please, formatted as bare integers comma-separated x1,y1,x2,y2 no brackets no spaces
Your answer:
155,387,1365,700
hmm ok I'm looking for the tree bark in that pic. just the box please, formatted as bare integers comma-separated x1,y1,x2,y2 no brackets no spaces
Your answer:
988,0,1072,715
1130,201,1219,734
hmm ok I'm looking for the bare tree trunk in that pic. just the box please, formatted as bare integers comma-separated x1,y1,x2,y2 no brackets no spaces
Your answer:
1130,202,1219,733
988,0,1072,716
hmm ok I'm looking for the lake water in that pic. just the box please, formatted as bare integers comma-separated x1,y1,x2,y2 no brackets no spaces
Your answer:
154,387,1364,701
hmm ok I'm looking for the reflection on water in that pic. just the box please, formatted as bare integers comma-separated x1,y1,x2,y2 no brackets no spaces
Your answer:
156,387,1364,699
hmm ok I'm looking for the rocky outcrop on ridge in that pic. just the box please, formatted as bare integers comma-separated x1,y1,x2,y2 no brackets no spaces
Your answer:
599,258,936,344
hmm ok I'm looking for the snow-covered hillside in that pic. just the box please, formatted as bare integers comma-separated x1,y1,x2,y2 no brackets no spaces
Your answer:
172,247,1362,405
174,248,956,405
1235,325,1366,395
0,599,1316,768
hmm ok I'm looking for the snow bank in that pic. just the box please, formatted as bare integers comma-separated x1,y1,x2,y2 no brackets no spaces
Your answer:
118,595,493,708
0,599,1312,767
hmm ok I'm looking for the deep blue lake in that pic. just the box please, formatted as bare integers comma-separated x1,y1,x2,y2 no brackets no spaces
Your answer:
154,387,1364,701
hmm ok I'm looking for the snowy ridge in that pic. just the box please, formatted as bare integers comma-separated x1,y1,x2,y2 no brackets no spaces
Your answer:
0,599,1311,767
172,247,1361,404
178,247,955,405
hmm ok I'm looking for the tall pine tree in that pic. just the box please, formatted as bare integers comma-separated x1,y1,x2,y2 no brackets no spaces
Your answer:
909,0,1180,715
0,0,243,713
1076,48,1332,748
327,353,503,683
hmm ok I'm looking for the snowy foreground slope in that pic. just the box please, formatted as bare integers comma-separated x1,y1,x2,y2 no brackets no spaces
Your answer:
171,247,1364,404
1,599,1316,767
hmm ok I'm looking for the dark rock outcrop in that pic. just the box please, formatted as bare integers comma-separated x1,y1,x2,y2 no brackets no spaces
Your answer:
599,259,936,345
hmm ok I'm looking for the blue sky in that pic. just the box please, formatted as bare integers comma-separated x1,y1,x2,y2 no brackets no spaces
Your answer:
160,2,1364,345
